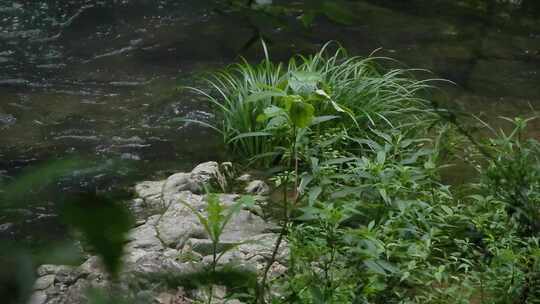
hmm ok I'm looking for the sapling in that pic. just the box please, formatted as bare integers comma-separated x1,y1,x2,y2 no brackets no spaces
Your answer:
179,192,255,303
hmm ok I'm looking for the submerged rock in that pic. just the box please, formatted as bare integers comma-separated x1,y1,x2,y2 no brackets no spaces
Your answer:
0,113,17,125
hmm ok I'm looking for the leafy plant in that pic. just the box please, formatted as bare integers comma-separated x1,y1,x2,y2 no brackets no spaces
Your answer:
182,42,436,166
179,192,255,303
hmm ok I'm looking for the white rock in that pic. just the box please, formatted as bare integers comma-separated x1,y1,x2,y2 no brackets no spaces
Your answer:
134,180,165,206
34,274,55,290
127,223,163,251
29,291,47,304
245,180,270,196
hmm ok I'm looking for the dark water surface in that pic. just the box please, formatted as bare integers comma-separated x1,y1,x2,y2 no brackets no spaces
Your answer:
0,0,539,245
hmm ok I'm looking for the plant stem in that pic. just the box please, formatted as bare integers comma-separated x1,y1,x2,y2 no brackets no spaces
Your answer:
258,127,298,303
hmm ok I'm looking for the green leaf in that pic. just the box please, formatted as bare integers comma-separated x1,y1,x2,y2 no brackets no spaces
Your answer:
207,193,224,241
376,150,386,165
364,259,387,276
59,194,134,278
0,158,91,204
289,101,315,128
322,157,357,166
168,118,223,134
256,113,268,123
263,105,285,117
267,115,288,129
379,188,390,204
297,206,321,221
440,205,454,216
298,175,313,194
245,90,286,103
315,89,331,99
310,285,325,304
308,186,322,206
311,115,339,125
228,132,272,143
0,242,35,304
289,71,322,95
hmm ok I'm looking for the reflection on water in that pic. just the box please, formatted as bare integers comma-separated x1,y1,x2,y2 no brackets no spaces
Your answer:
0,0,539,244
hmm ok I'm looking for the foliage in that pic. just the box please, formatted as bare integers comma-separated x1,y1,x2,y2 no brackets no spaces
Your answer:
275,116,540,304
179,192,256,303
185,42,435,167
183,43,540,303
3,42,540,304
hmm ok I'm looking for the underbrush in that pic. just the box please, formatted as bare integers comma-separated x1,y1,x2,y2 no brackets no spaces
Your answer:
185,42,540,303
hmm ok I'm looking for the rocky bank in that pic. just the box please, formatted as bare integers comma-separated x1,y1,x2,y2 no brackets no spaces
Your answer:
29,162,287,304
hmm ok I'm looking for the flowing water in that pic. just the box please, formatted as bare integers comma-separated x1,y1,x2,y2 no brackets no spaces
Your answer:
0,0,539,245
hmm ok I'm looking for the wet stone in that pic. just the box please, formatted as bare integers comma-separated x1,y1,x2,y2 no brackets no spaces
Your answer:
34,274,55,290
0,113,16,125
0,222,14,233
29,291,47,304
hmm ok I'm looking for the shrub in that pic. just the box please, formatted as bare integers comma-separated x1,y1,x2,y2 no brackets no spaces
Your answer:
185,42,437,166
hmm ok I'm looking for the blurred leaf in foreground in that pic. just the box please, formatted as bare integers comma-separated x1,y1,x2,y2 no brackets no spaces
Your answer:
0,242,35,304
59,193,133,279
0,158,91,205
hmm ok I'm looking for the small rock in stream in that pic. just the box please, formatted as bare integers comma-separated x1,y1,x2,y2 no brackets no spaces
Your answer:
0,222,14,233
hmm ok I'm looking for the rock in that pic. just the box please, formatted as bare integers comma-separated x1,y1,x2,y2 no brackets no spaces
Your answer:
137,162,228,206
155,288,192,304
127,222,164,251
157,191,206,247
36,161,287,304
244,180,270,196
0,113,16,126
193,285,227,303
134,180,165,207
0,222,14,232
34,274,55,290
55,268,82,284
190,161,227,192
129,251,198,274
236,173,252,182
120,152,141,161
157,192,271,247
78,256,105,277
219,162,234,182
162,173,196,202
29,291,47,304
36,264,72,277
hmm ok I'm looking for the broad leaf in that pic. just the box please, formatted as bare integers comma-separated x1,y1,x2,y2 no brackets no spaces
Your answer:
289,71,322,95
289,101,315,128
59,194,133,278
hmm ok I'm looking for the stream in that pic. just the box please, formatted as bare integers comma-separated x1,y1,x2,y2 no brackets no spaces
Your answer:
1,0,539,247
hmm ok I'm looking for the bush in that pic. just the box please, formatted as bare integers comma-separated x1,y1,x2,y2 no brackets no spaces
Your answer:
183,43,540,303
186,42,436,166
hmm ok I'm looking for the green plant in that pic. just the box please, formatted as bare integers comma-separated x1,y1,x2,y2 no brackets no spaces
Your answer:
179,192,255,303
183,42,436,167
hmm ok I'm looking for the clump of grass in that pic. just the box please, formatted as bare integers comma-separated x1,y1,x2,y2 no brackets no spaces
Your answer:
184,42,436,166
